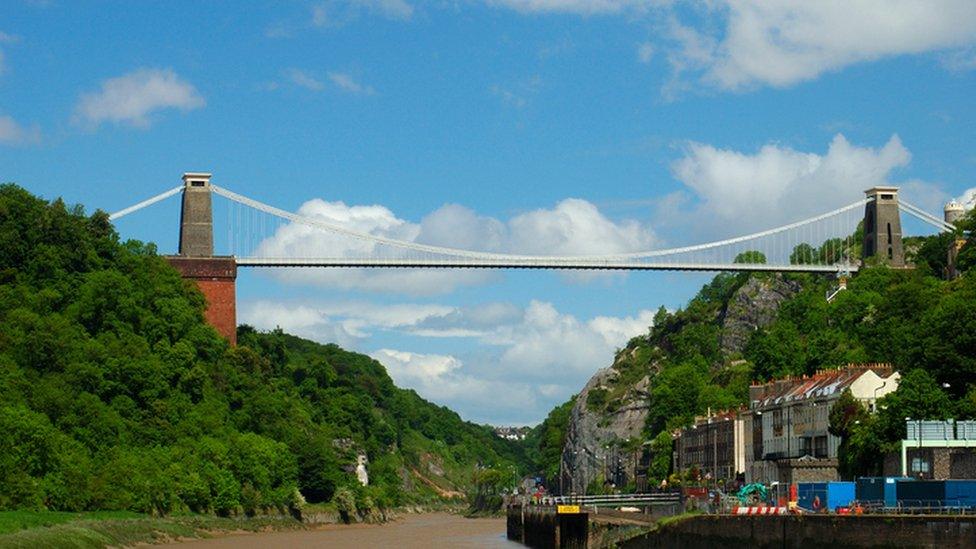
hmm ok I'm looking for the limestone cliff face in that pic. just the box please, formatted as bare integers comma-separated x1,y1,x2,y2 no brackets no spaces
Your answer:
560,275,801,492
561,362,650,494
719,276,801,357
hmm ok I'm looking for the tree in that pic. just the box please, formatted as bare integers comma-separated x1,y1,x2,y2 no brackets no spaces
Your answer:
734,251,767,264
828,390,876,478
875,369,953,444
789,243,818,265
648,431,673,484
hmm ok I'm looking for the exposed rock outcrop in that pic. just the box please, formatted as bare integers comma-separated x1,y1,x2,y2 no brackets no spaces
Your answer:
560,274,801,492
560,364,650,494
719,276,801,357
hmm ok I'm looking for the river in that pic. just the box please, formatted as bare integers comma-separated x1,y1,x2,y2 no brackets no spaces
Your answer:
163,513,521,548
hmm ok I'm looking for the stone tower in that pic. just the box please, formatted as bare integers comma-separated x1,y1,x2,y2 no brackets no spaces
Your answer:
178,173,214,256
945,200,965,225
862,186,905,267
167,172,237,345
945,200,967,279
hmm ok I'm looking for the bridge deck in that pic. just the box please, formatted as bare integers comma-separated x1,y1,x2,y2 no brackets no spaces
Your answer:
235,257,858,273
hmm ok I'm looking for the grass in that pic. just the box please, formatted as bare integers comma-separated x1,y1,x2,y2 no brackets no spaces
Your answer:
0,511,144,535
0,512,307,549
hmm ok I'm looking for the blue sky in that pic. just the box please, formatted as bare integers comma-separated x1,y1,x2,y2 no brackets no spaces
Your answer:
2,1,975,425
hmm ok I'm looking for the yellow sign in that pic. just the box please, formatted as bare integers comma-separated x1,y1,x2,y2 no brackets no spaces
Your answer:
557,505,581,514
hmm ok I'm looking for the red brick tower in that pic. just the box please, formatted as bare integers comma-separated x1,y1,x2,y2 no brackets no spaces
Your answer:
166,173,238,345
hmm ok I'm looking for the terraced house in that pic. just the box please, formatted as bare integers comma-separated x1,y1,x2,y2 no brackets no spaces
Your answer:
745,364,900,484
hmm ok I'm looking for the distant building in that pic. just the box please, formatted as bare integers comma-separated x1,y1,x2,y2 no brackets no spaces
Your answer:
884,419,976,479
745,364,900,484
674,409,746,483
493,426,530,441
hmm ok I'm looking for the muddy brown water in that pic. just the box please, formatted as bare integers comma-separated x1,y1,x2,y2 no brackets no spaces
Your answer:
162,513,521,548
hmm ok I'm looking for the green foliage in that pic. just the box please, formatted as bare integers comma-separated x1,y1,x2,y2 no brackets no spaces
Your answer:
0,184,526,515
524,397,576,487
647,431,673,483
734,251,767,264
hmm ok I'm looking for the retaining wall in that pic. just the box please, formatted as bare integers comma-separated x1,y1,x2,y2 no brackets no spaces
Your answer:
622,514,976,549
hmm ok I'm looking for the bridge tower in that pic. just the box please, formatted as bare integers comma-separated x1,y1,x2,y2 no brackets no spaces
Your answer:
166,173,238,345
862,186,905,268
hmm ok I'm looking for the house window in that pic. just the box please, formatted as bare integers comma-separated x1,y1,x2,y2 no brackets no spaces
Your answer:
887,223,892,245
881,194,894,200
814,436,828,458
191,180,206,187
911,457,930,474
773,409,783,437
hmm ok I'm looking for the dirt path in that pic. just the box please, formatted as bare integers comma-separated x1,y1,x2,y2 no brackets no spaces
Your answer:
161,513,519,548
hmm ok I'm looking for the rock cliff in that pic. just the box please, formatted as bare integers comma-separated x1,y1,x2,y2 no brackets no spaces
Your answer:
560,274,801,492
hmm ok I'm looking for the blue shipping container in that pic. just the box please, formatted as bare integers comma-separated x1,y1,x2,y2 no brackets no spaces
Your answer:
944,480,976,509
883,477,911,508
896,480,945,508
856,477,884,505
798,482,856,512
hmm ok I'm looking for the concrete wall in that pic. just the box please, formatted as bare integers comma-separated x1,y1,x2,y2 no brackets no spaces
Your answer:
623,515,976,549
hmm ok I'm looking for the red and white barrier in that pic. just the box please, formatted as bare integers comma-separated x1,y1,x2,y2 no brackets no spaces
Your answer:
732,506,788,515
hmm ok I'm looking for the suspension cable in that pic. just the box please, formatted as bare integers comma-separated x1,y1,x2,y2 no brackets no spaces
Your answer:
108,185,183,221
898,200,956,232
211,183,871,261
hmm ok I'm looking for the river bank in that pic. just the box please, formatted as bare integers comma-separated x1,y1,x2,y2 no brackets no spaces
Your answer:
0,509,510,549
0,513,307,549
161,513,516,548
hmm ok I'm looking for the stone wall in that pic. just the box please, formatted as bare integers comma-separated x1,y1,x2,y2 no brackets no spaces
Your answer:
623,515,976,549
166,256,237,345
883,448,976,479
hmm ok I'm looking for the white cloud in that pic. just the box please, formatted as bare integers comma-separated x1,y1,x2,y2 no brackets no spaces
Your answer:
251,195,657,294
955,188,976,210
667,134,946,236
253,298,656,423
285,68,326,91
665,1,976,92
327,72,376,95
0,115,40,145
73,68,204,128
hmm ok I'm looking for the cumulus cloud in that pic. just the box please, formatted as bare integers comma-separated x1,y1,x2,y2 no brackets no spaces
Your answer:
370,349,535,422
243,298,655,423
0,115,40,145
664,1,976,92
251,196,657,294
73,68,204,128
668,134,945,236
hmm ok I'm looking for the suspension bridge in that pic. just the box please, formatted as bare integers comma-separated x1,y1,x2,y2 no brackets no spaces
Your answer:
107,172,956,344
110,173,953,273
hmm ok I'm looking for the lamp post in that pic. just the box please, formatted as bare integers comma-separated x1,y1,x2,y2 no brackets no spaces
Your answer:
873,381,887,412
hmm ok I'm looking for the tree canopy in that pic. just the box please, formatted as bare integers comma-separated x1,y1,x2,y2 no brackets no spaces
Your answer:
0,184,525,514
